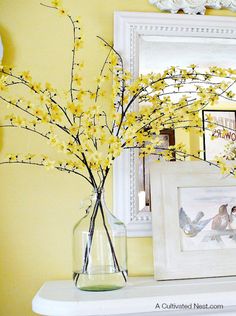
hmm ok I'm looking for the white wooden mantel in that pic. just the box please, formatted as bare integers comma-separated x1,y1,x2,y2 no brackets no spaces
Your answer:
32,277,236,316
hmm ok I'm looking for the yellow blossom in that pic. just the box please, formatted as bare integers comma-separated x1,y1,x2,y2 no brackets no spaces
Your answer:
67,102,83,116
99,90,106,97
214,158,230,174
6,153,18,161
122,71,132,81
0,78,8,92
45,82,54,92
141,144,156,155
127,81,141,95
226,91,235,99
78,61,84,69
110,53,119,67
76,90,86,101
13,116,26,127
195,129,204,136
44,160,55,170
31,82,41,93
74,38,84,50
89,92,96,100
125,138,134,147
101,157,112,170
51,0,61,7
207,122,216,130
205,113,214,122
24,154,35,160
88,151,103,170
49,135,58,147
21,71,32,82
73,74,82,86
50,110,62,122
99,132,107,145
58,7,67,16
87,103,100,114
57,142,67,153
189,64,197,70
151,80,167,91
33,108,44,118
30,119,38,127
108,140,122,158
69,124,79,136
111,112,121,123
162,150,174,161
40,113,50,123
41,155,49,161
75,16,81,23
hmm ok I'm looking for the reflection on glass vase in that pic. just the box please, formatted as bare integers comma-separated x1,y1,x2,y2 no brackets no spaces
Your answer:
73,189,127,291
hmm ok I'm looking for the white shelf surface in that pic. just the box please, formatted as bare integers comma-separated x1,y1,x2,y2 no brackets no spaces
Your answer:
32,276,236,316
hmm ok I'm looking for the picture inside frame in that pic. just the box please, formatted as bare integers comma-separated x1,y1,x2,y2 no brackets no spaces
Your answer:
138,129,175,211
179,186,236,252
203,110,236,161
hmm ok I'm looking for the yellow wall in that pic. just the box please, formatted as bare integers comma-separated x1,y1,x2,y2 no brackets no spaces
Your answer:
0,1,236,315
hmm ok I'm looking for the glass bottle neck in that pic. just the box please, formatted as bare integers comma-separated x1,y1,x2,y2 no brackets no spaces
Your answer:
91,188,106,206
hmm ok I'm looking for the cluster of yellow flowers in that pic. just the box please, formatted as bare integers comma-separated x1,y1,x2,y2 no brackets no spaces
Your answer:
1,0,236,189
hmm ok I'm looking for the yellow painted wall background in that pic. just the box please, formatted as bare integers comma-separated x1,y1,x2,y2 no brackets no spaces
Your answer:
0,1,235,315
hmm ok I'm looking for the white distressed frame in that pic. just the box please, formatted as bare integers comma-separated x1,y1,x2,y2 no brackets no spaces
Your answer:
149,0,236,15
113,12,236,237
150,161,236,280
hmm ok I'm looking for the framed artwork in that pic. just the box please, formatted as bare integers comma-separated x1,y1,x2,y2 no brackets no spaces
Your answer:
150,161,236,280
203,110,236,161
138,129,175,212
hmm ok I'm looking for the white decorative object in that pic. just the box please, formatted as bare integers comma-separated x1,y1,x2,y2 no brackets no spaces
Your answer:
150,161,236,280
149,0,236,15
32,277,236,316
113,12,236,237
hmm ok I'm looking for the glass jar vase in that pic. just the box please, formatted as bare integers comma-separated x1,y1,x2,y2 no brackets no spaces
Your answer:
73,189,127,291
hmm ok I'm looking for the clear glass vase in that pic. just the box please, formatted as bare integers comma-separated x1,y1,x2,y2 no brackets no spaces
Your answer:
73,189,127,291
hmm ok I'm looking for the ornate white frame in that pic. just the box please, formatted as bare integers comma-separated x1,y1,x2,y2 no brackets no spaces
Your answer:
149,0,236,15
113,12,236,237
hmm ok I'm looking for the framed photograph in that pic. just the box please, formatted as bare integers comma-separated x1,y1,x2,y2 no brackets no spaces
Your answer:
138,129,175,212
150,161,236,280
203,110,236,161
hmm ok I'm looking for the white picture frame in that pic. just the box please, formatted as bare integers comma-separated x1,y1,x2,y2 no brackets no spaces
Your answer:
150,161,236,280
113,12,236,237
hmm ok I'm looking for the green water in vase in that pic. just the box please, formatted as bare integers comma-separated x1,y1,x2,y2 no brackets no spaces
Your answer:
73,269,127,291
